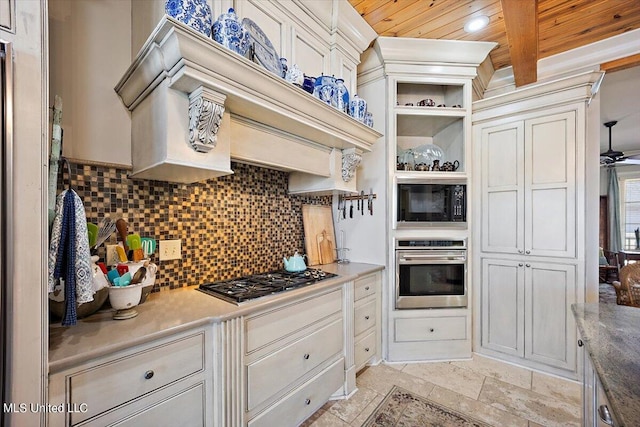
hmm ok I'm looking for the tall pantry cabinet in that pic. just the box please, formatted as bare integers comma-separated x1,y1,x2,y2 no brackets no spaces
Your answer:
472,71,603,378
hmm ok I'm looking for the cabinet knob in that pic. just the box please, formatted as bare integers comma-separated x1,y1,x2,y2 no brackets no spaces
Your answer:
598,405,613,425
525,250,531,254
305,398,311,405
144,370,154,380
365,286,370,291
365,315,370,320
518,249,524,254
525,263,531,267
303,353,310,360
365,347,370,352
429,328,435,333
518,263,524,267
578,339,584,347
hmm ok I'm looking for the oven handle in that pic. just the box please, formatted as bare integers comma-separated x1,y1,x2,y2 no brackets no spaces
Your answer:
399,255,466,263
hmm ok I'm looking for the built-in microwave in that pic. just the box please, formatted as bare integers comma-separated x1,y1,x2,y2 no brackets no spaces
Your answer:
396,179,466,226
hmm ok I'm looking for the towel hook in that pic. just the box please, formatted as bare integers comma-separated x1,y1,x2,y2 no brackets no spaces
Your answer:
60,157,72,190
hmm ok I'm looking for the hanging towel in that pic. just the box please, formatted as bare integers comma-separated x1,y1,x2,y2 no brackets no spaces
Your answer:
48,189,94,326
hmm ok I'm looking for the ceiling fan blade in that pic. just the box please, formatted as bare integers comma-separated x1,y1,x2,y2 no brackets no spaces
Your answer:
618,158,640,165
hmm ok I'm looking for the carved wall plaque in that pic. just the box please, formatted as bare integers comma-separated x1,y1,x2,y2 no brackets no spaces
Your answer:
188,86,227,153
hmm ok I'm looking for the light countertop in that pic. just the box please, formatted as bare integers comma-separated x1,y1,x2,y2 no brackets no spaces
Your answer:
572,302,640,427
49,262,383,373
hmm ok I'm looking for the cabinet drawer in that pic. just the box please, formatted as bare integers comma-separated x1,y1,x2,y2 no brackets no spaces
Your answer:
247,319,343,411
248,358,344,427
354,273,377,301
395,317,467,343
354,299,376,336
111,383,205,427
246,288,342,353
355,331,376,369
68,333,204,425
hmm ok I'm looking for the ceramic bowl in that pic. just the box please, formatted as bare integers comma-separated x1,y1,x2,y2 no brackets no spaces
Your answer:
108,284,143,319
49,287,109,320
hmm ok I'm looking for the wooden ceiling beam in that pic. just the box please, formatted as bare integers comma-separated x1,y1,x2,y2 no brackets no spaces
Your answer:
601,54,640,73
501,0,538,86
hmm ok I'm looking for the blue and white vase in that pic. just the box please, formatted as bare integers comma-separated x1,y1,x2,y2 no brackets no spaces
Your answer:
333,78,349,113
349,94,367,122
285,64,304,86
165,0,212,37
313,75,336,106
212,8,250,56
302,75,316,94
280,58,288,79
364,111,374,127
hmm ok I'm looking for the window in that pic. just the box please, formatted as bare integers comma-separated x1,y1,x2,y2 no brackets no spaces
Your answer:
623,178,640,249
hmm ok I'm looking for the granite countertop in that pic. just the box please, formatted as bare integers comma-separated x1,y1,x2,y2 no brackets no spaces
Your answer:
49,262,383,373
572,302,640,427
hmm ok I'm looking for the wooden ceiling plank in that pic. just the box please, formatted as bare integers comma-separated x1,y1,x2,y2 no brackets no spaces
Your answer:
350,0,393,25
395,0,492,38
538,0,598,18
364,0,423,29
539,1,640,32
426,5,503,40
501,0,538,86
601,53,640,73
375,0,473,37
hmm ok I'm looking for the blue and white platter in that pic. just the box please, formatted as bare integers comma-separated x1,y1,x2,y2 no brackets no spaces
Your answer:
241,18,283,78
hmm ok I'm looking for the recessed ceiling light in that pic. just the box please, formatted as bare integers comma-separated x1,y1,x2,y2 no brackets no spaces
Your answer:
464,15,490,33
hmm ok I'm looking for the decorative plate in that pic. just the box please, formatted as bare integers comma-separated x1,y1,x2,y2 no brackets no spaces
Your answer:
241,18,283,77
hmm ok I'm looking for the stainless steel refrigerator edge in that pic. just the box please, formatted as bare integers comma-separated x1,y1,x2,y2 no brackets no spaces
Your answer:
1,40,13,426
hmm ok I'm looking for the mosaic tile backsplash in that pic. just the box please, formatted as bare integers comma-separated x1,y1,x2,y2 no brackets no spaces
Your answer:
62,161,331,291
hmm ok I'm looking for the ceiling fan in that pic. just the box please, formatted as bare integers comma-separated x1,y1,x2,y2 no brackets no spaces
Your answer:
600,121,640,166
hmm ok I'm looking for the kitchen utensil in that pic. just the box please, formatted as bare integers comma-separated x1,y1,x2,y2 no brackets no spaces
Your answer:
116,245,128,262
350,200,353,218
107,269,120,284
94,217,116,249
302,205,336,266
130,266,147,285
126,233,142,250
317,230,335,265
116,264,129,276
283,251,307,272
116,219,129,252
87,223,98,248
360,190,365,215
141,238,156,258
132,248,144,262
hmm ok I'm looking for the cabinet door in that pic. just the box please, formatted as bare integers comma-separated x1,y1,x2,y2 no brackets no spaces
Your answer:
524,111,576,258
583,341,596,427
481,258,525,357
524,262,576,370
481,121,525,254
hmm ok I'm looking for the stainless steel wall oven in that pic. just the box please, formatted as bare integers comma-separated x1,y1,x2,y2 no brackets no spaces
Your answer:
395,239,467,309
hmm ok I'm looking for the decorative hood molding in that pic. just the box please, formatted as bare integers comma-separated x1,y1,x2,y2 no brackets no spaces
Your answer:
115,16,381,154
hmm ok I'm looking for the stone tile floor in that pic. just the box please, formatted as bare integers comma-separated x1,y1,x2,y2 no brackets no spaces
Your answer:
303,354,582,427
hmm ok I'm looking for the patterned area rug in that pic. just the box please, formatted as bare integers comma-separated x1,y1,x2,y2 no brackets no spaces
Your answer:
363,386,491,427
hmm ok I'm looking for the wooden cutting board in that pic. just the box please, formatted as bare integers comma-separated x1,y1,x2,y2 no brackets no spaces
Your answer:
302,205,337,266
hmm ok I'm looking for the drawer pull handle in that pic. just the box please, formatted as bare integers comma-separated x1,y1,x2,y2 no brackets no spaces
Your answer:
365,347,370,352
303,354,310,360
305,398,311,405
429,328,434,333
598,405,613,425
144,370,154,380
365,315,370,320
365,286,370,291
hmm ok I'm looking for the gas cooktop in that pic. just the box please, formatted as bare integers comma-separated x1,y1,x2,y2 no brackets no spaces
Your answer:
197,269,338,304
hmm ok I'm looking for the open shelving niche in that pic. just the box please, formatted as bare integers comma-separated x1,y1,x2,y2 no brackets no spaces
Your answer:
394,82,468,177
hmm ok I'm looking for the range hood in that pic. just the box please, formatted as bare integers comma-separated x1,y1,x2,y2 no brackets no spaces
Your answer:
115,17,382,185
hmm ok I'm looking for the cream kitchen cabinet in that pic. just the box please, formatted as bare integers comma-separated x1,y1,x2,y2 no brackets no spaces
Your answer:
481,258,577,371
473,71,602,378
353,272,381,371
48,328,211,426
581,337,620,427
243,287,346,427
479,110,576,258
